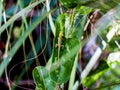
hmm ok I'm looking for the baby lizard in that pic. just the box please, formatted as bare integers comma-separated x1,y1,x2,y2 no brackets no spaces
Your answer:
57,31,63,67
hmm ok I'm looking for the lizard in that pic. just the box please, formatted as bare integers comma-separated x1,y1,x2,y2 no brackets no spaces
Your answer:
57,31,63,68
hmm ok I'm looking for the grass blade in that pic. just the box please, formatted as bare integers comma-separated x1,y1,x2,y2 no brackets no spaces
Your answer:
0,8,56,77
0,0,44,35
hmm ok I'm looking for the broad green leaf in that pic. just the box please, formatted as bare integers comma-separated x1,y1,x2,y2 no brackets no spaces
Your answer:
93,70,120,90
32,66,56,90
50,37,80,83
49,12,86,84
82,61,109,87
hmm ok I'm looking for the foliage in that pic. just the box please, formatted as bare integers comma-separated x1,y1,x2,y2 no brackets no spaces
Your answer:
33,10,87,89
1,0,120,90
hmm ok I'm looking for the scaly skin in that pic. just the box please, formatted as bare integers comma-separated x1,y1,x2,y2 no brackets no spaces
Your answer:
57,31,63,67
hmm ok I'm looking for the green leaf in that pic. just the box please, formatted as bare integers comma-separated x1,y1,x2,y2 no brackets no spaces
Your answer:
50,37,80,83
82,60,109,87
68,54,78,90
49,12,86,84
80,0,120,12
59,0,78,8
75,6,93,15
59,0,120,12
32,66,56,90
